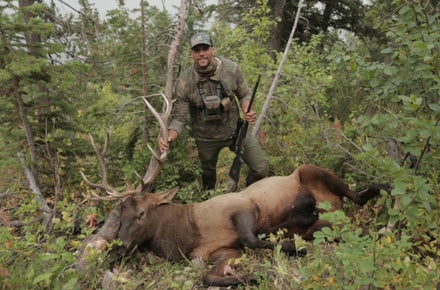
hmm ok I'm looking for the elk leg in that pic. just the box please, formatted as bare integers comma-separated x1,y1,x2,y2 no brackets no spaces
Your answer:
203,248,255,287
356,183,392,205
297,165,366,205
232,209,274,249
232,209,300,256
301,219,333,240
298,165,390,206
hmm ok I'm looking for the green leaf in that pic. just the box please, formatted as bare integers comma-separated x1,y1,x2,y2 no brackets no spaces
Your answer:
400,194,413,208
318,200,332,211
429,103,440,112
313,231,325,239
37,253,58,261
380,47,393,54
33,272,53,285
321,227,334,235
388,208,400,216
384,66,398,76
362,143,374,151
0,69,13,82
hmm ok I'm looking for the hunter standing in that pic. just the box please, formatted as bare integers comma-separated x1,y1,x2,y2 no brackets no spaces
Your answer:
159,32,269,190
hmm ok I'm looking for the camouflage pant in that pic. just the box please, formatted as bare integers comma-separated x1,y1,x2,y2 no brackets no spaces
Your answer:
195,131,269,190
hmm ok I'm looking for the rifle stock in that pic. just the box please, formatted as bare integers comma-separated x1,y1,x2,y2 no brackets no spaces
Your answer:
228,74,261,191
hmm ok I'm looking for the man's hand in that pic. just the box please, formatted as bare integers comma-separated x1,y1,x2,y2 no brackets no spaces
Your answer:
159,129,179,153
242,99,257,125
244,109,257,125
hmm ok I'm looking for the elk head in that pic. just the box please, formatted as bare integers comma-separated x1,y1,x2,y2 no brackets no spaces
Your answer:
76,94,175,272
117,186,179,248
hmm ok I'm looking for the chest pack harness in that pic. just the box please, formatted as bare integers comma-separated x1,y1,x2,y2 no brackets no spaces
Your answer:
198,81,232,121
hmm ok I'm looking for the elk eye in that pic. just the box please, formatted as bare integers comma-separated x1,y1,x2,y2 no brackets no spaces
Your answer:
137,210,145,221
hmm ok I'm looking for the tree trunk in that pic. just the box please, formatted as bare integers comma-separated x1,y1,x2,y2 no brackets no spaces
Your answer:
141,1,151,143
14,76,40,187
76,204,122,272
269,0,287,59
20,0,42,55
17,152,53,229
16,0,41,188
140,0,188,188
321,1,334,33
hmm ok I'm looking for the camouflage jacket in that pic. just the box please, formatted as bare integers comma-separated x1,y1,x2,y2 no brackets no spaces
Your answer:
169,57,251,142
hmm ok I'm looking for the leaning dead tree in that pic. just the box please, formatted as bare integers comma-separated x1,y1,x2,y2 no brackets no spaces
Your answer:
140,0,188,191
253,0,304,136
17,152,54,229
76,0,188,271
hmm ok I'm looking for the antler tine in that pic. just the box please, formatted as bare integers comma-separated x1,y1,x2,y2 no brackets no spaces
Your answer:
81,133,138,201
88,133,109,184
102,131,110,156
81,189,137,201
132,94,173,192
135,171,150,194
160,93,172,121
142,94,172,161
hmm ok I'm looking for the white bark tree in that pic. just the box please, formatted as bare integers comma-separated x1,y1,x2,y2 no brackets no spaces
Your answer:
253,0,305,136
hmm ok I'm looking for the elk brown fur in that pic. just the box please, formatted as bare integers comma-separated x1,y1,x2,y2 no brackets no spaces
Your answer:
114,164,385,287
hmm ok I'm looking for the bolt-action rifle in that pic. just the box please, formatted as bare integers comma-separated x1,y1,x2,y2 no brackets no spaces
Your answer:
228,74,261,191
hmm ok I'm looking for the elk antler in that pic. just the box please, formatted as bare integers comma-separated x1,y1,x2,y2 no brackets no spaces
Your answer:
142,93,171,161
81,94,173,199
80,133,139,201
140,93,172,188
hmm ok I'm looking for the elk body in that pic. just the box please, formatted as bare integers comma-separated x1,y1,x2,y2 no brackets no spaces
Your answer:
77,94,386,287
114,164,383,286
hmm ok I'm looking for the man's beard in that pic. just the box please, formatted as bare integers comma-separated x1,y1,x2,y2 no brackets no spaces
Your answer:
194,58,217,80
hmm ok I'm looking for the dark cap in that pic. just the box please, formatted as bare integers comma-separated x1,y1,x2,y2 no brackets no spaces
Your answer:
190,33,213,49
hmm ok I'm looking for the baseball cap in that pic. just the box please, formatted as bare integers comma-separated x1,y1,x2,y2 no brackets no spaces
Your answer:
190,33,213,49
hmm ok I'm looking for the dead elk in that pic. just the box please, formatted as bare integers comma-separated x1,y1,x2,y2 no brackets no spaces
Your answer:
76,94,389,287
79,163,387,287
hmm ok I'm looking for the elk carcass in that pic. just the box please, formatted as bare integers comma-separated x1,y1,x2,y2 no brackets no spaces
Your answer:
82,165,385,286
77,94,387,287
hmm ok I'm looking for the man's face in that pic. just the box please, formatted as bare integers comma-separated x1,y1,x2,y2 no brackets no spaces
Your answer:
191,44,216,68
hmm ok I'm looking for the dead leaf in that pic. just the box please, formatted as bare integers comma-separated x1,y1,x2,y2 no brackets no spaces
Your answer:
0,264,9,277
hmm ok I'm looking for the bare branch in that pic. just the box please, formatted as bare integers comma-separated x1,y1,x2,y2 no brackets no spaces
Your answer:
253,0,305,135
165,0,188,99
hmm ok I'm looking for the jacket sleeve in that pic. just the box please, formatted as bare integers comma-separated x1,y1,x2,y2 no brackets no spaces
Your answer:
232,63,251,107
168,78,189,135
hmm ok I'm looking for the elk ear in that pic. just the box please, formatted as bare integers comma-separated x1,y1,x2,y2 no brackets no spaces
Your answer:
157,186,180,205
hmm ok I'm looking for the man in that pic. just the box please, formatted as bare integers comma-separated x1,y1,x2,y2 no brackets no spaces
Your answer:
159,32,269,190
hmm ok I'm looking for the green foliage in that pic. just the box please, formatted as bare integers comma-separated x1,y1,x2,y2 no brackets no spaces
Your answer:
299,209,439,288
214,0,276,79
261,34,343,174
1,0,439,289
0,191,108,289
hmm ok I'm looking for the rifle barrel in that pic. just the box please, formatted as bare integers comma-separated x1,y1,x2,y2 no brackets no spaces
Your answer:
246,74,261,113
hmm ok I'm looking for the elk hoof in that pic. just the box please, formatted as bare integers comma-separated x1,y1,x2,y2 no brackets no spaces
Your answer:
243,273,259,286
296,248,307,257
280,240,307,257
